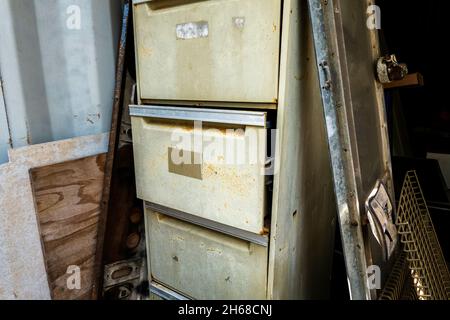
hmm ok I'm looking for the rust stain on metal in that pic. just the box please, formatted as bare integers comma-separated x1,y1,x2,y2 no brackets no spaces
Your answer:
140,46,153,57
206,247,223,255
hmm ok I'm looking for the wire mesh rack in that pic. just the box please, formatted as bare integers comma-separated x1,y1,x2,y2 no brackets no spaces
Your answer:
380,171,450,300
379,251,417,300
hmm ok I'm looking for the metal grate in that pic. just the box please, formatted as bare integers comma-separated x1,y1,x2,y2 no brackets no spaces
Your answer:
379,252,415,300
393,171,450,300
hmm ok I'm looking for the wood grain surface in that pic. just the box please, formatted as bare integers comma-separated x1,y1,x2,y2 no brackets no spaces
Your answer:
30,154,106,300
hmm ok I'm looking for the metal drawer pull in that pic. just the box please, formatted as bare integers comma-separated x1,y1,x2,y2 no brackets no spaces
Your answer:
130,105,267,127
150,282,190,300
145,202,269,246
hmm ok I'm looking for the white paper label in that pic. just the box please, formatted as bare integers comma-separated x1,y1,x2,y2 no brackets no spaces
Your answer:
233,17,245,30
366,181,398,260
176,21,209,40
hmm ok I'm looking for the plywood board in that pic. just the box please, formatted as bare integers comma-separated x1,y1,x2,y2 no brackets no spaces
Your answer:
0,133,108,300
30,154,106,300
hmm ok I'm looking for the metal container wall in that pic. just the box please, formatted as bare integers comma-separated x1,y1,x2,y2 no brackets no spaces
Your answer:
0,0,122,164
134,0,281,103
0,84,9,164
147,209,268,300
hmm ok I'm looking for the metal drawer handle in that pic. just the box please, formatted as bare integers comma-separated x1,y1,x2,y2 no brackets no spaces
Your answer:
130,105,267,127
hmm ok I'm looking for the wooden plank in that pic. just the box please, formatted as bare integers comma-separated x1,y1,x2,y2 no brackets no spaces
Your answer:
30,154,106,300
102,144,140,264
383,73,424,89
94,0,131,299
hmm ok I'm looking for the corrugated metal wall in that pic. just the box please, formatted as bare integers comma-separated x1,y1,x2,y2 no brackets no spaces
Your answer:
0,82,10,164
0,0,122,164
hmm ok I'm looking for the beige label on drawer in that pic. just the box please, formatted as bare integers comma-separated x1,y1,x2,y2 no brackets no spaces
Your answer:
168,148,202,180
176,21,209,40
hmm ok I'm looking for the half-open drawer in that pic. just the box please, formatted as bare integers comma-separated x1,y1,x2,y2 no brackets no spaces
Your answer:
131,105,269,234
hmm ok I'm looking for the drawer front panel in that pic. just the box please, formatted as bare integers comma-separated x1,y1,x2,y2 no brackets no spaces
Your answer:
147,209,268,300
134,0,282,103
131,113,267,234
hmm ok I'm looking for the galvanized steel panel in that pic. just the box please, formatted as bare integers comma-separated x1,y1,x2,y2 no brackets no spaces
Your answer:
129,104,267,127
134,0,281,103
147,209,268,300
308,0,394,299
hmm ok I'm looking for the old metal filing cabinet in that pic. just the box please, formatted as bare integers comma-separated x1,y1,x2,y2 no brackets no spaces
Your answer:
130,0,336,299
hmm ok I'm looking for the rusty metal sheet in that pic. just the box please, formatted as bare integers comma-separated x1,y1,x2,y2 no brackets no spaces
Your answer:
94,0,131,300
